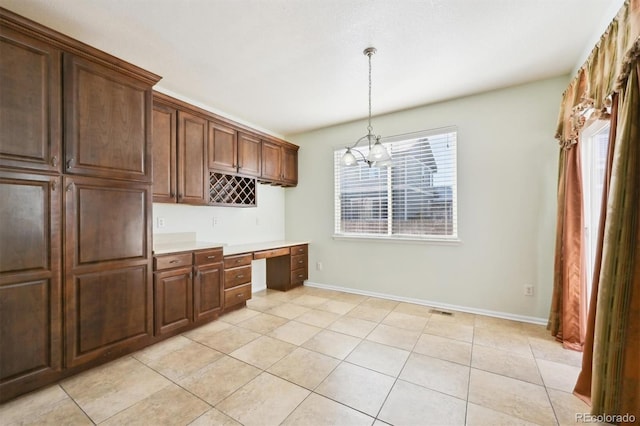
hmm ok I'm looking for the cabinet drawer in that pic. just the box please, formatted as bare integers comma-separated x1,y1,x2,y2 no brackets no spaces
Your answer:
290,254,307,270
290,244,307,256
224,253,253,269
253,247,290,259
194,248,223,266
224,284,251,308
154,253,192,271
224,265,252,289
290,268,308,284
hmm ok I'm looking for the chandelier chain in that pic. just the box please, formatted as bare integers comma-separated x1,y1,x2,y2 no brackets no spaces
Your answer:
367,50,373,133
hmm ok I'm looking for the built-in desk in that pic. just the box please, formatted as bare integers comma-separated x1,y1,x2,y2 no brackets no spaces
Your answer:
223,241,309,293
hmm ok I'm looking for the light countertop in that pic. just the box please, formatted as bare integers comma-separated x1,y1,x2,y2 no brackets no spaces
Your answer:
153,238,308,256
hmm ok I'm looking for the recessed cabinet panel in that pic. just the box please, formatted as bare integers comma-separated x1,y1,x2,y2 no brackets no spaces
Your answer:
0,27,61,172
208,121,237,173
261,140,282,181
194,263,223,322
154,268,192,335
66,177,148,265
237,132,261,177
0,177,50,273
0,279,57,382
64,54,151,181
65,265,151,367
151,103,177,202
178,111,208,205
282,146,298,184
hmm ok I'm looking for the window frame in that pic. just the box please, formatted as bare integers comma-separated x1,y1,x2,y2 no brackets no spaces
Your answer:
333,126,460,244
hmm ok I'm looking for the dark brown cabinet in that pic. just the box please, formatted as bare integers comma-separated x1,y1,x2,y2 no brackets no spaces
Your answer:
152,102,177,203
152,248,224,335
193,248,224,323
178,111,209,205
207,123,261,178
261,140,299,187
0,26,61,173
63,54,153,182
0,171,62,400
208,121,238,174
223,253,253,310
64,176,153,368
153,253,193,336
237,132,262,177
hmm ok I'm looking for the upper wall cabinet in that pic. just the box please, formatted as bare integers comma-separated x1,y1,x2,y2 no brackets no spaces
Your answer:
208,121,238,174
0,25,61,173
237,132,261,178
260,140,298,187
177,110,209,205
152,102,177,203
63,54,153,182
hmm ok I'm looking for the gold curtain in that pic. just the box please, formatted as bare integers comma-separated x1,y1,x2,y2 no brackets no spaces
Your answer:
553,0,640,419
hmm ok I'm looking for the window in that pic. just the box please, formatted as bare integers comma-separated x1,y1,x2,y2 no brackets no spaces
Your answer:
334,127,458,241
581,120,610,304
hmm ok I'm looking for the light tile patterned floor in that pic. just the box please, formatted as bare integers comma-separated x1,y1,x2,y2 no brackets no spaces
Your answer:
0,286,589,425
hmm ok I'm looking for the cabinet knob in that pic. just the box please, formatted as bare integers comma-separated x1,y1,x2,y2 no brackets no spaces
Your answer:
51,156,58,167
67,158,74,169
65,182,74,192
170,192,176,198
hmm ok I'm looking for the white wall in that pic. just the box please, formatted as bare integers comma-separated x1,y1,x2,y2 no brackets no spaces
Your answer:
285,76,568,321
152,183,286,244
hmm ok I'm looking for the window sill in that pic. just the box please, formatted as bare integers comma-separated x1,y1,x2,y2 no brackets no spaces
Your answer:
332,234,462,245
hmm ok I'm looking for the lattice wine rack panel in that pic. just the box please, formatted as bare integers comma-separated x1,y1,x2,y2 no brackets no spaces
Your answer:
209,173,256,206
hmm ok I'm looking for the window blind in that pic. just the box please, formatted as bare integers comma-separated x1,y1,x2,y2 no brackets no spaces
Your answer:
334,127,457,240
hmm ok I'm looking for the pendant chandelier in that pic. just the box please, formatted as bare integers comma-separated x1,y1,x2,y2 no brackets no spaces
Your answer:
341,47,391,167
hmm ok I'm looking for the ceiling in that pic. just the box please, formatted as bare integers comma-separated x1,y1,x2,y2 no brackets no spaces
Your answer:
0,0,618,137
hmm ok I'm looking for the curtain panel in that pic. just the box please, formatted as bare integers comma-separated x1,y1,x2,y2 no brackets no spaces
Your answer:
553,0,639,420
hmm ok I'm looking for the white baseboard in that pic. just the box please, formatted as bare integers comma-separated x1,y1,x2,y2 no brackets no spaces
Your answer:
304,281,548,326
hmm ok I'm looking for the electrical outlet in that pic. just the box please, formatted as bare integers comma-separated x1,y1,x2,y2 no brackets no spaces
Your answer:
157,217,165,228
524,285,534,296
316,261,323,271
212,216,218,227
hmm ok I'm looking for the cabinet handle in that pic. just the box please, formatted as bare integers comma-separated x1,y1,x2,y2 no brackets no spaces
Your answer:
298,260,304,264
207,255,216,259
169,260,180,264
195,269,199,277
170,192,176,198
236,259,242,263
51,156,58,167
51,180,57,191
236,294,244,298
298,274,303,278
65,183,74,192
67,158,74,169
236,274,244,279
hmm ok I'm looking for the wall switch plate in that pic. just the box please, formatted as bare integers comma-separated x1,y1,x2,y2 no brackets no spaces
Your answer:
157,217,165,228
524,285,534,296
316,261,323,271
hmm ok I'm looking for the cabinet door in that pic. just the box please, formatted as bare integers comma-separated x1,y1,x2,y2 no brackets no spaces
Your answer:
154,268,193,336
177,111,208,205
282,145,298,186
238,132,261,177
208,121,237,174
194,263,223,323
63,54,152,182
0,26,61,173
261,140,282,182
0,172,62,400
64,176,152,367
152,102,177,203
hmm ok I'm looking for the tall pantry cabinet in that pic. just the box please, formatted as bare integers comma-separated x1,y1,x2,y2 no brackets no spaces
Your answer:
0,8,161,400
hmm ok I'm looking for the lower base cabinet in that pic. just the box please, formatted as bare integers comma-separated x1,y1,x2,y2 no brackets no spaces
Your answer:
153,248,223,337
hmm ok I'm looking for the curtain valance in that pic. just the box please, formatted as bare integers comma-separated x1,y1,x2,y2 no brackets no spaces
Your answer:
555,0,640,148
